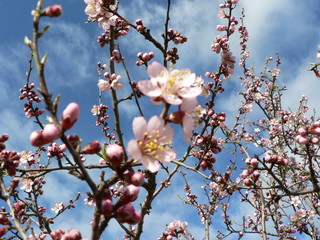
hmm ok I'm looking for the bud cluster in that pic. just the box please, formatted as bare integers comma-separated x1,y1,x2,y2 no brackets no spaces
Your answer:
0,150,20,176
135,19,146,33
264,155,289,166
240,158,261,187
19,83,44,118
0,133,9,152
51,229,84,240
166,47,179,64
30,103,79,147
166,28,188,44
194,135,222,171
207,109,226,127
136,52,154,66
110,50,124,63
97,32,111,48
112,18,130,39
98,183,143,225
47,142,67,160
295,121,320,145
91,104,115,140
0,214,11,238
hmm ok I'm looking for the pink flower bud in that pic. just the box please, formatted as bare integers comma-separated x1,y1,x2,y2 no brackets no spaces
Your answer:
116,204,135,223
0,227,8,238
65,229,82,240
297,127,307,136
120,185,140,204
61,103,80,130
102,199,113,217
44,4,63,17
313,127,320,136
0,133,9,142
81,140,102,154
135,19,143,25
311,137,320,144
42,124,61,141
50,229,65,240
11,178,19,188
253,170,260,179
250,158,258,167
126,210,142,225
240,169,249,178
130,171,145,186
30,130,50,147
103,188,112,200
243,178,252,186
0,214,10,225
298,136,309,144
200,160,207,170
106,144,124,168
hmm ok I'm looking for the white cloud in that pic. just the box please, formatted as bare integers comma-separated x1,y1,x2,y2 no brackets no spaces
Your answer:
40,21,98,87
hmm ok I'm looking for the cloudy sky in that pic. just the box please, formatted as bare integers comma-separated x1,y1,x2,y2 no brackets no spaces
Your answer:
1,0,320,239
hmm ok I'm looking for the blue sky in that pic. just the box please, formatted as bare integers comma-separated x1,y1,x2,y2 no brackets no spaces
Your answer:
1,0,320,239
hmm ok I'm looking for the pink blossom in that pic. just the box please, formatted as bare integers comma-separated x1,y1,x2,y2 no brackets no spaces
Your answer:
84,0,100,18
51,202,64,214
127,116,176,173
98,79,110,91
84,0,117,30
98,15,117,31
138,62,202,107
218,10,227,19
110,75,124,90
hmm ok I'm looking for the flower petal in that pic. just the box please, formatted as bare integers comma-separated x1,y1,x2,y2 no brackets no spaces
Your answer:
138,80,162,97
157,149,176,163
147,116,164,132
178,86,202,98
180,97,197,113
182,113,194,144
127,140,142,160
161,124,174,144
163,94,183,105
147,61,167,78
132,117,147,140
141,156,160,173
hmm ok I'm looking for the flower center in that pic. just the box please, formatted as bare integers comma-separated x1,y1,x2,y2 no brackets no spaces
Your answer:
139,130,168,159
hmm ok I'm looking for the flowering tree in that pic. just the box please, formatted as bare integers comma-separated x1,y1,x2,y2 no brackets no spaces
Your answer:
1,0,320,240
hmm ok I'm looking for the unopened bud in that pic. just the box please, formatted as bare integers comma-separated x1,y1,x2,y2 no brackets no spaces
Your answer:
44,4,63,17
102,199,113,216
166,111,184,124
120,185,140,204
81,141,101,154
30,130,50,147
116,204,135,223
61,103,80,130
42,124,61,141
106,144,124,168
130,171,145,186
